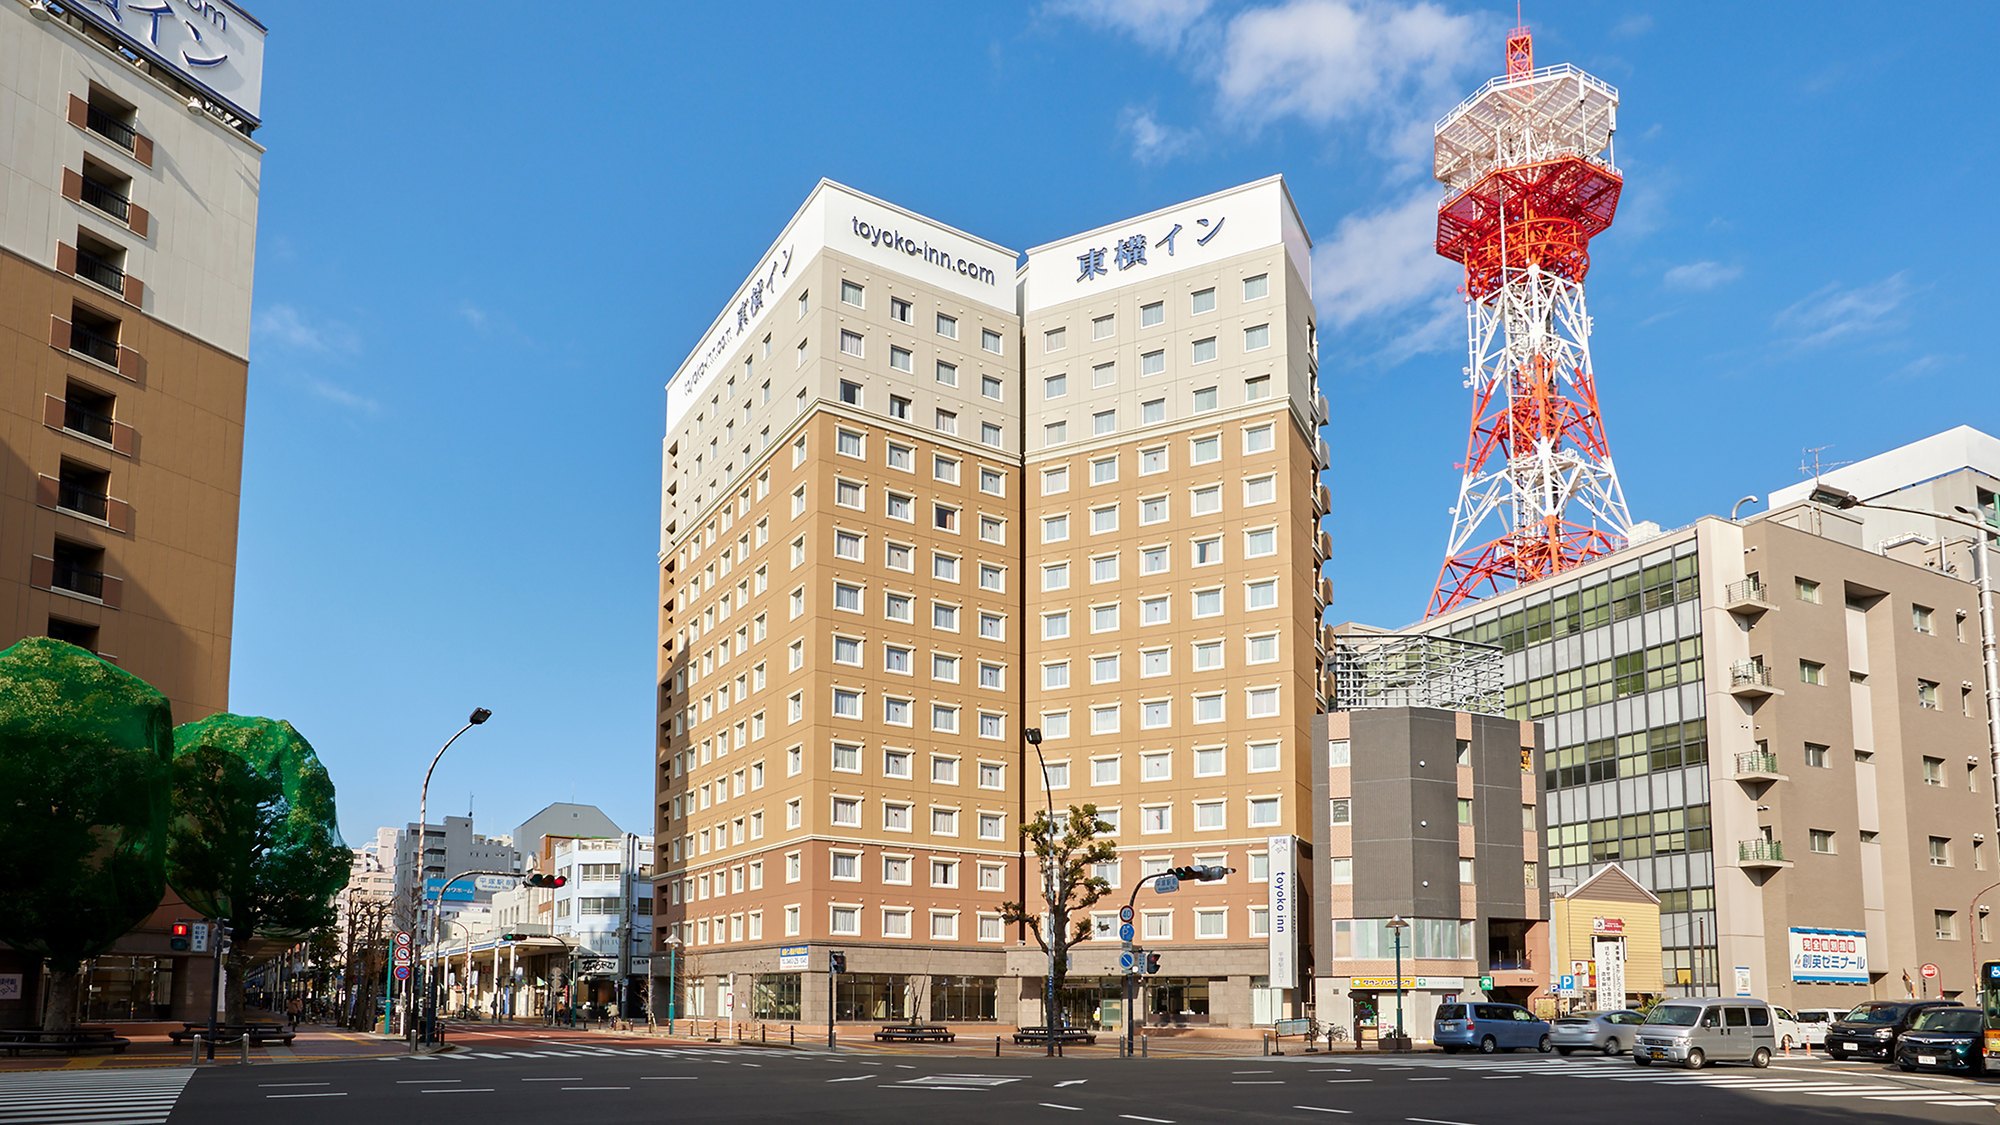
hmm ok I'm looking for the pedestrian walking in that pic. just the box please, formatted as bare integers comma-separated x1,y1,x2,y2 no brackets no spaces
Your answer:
287,995,303,1029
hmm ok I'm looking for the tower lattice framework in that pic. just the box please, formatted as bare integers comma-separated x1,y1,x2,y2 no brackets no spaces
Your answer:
1426,27,1634,619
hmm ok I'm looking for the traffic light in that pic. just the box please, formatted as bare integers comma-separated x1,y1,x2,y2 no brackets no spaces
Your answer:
501,933,530,942
829,951,847,974
523,873,567,888
1166,865,1235,882
169,923,191,952
1144,951,1162,975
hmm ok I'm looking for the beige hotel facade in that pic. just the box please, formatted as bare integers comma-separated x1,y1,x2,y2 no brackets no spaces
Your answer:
655,178,1332,1029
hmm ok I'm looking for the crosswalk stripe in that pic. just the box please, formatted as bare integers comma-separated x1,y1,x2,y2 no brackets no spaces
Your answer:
0,1067,193,1125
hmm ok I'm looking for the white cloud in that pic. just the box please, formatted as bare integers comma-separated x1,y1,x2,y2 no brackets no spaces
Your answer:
1774,272,1913,349
1045,0,1214,51
1311,185,1456,329
1212,1,1485,134
457,301,491,330
1121,107,1197,164
1662,260,1742,291
252,303,358,354
290,372,380,413
1610,13,1654,38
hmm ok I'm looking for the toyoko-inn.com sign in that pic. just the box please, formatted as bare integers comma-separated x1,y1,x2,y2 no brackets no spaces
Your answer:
1789,927,1868,984
71,0,267,124
1267,834,1296,989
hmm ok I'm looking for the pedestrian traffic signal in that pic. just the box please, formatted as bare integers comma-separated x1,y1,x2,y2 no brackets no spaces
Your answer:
523,874,567,888
1144,951,1162,974
169,922,191,952
829,951,847,973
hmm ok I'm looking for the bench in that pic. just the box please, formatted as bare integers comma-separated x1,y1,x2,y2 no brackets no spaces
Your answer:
1012,1026,1097,1045
0,1029,131,1057
874,1023,956,1042
167,1022,296,1046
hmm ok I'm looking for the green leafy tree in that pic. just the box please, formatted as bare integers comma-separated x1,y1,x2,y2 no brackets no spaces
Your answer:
166,715,349,1023
998,803,1118,1027
0,638,172,1030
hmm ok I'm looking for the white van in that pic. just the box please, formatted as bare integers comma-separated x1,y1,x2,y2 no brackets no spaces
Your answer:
1634,998,1778,1069
1790,1007,1847,1047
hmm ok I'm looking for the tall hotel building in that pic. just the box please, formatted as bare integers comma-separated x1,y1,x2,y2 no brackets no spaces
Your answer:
656,178,1331,1029
0,0,266,1023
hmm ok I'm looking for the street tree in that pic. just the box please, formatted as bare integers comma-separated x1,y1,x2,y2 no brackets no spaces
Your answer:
166,715,350,1023
0,637,172,1030
998,803,1118,1028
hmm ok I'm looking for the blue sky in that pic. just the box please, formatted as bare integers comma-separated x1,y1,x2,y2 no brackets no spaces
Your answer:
232,2,1999,847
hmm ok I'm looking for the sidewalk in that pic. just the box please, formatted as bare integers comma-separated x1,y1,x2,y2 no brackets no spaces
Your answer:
0,1021,413,1073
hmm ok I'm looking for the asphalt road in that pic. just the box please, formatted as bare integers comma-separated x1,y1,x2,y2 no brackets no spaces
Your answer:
16,1031,2000,1125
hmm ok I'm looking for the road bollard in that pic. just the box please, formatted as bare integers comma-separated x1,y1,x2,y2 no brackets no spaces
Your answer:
1141,1034,1148,1058
190,1034,202,1063
761,1024,767,1044
995,1035,1001,1058
790,1025,795,1046
240,1035,250,1063
1262,1033,1269,1056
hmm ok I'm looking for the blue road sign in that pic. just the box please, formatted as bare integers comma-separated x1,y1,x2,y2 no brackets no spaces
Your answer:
1119,923,1135,942
395,965,411,981
1155,874,1181,894
1119,951,1135,970
1558,974,1576,992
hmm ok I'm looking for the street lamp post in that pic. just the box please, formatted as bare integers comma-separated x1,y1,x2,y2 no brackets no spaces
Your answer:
407,707,491,1045
663,931,683,1037
1022,727,1059,1056
1387,916,1410,1052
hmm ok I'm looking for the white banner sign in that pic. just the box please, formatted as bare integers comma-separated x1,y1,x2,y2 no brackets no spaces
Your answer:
1594,938,1624,1010
1789,927,1868,984
1267,835,1296,989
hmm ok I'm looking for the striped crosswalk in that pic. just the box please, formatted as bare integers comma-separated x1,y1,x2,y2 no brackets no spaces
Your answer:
1340,1055,1999,1108
0,1067,194,1125
379,1044,822,1063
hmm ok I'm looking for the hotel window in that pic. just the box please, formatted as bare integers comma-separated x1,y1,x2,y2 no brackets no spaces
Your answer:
1246,686,1280,717
1141,806,1171,835
1091,456,1118,485
1092,757,1121,786
1192,337,1218,364
887,442,914,470
785,798,801,829
1043,465,1070,495
1191,287,1216,314
981,422,1003,447
1044,513,1071,542
830,851,861,881
1192,386,1218,412
830,741,862,772
1243,274,1269,300
1194,801,1225,831
937,312,958,339
831,688,862,718
979,515,1006,544
1913,604,1935,633
886,491,914,521
1248,797,1280,827
978,612,1005,640
1092,653,1120,684
1140,595,1170,625
1141,349,1165,376
884,696,912,725
832,635,862,665
934,503,960,532
1138,647,1170,678
932,807,960,835
1244,375,1271,401
1140,545,1169,575
1245,579,1278,610
1243,324,1270,351
836,428,865,458
1091,504,1119,534
1043,611,1071,640
1092,554,1119,583
1043,562,1071,592
1044,421,1068,445
830,906,860,935
982,328,1003,354
933,454,960,484
1191,485,1221,515
935,409,958,435
883,802,912,831
1193,745,1225,777
798,290,810,318
978,812,1005,839
831,798,861,826
839,330,864,357
1924,756,1945,786
978,712,1004,739
930,858,959,887
930,912,959,941
1137,496,1168,526
1091,313,1116,340
832,581,863,612
1809,829,1835,854
1046,326,1067,352
1919,679,1940,708
1140,750,1171,781
1191,434,1221,464
933,602,960,631
889,346,912,373
980,762,1006,790
1804,742,1829,767
1091,705,1121,735
833,530,864,560
890,296,912,323
1193,692,1224,723
840,280,864,307
1799,660,1825,685
936,360,958,387
882,909,911,939
1093,409,1117,436
978,915,1004,942
1193,588,1224,618
1244,527,1276,558
1936,910,1958,940
978,662,1005,690
884,749,913,778
787,746,804,775
1092,362,1117,389
883,642,913,673
1932,837,1954,868
1141,397,1165,424
1043,662,1070,690
1243,423,1275,454
1045,372,1068,400
1796,577,1820,603
981,374,1003,400
1243,475,1276,505
1458,858,1476,884
1192,536,1222,567
1141,301,1164,327
1091,603,1120,632
1246,633,1278,664
885,541,914,571
932,652,960,682
1140,445,1168,474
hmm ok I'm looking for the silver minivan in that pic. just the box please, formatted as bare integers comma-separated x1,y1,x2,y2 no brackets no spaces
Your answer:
1633,998,1777,1069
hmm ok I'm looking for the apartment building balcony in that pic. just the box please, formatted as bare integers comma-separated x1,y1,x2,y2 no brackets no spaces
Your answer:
1723,577,1775,616
1316,575,1334,608
1728,661,1781,699
1738,839,1792,870
1732,751,1787,783
1312,390,1330,425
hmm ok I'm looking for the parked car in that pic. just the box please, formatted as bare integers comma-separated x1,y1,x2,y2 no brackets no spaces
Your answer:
1791,1007,1847,1047
1551,1010,1646,1055
1825,1000,1959,1061
1894,1007,1986,1075
1633,998,1777,1069
1434,1002,1552,1054
1771,1006,1804,1051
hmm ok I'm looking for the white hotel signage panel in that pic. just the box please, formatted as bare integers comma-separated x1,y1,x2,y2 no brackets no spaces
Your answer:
72,0,267,124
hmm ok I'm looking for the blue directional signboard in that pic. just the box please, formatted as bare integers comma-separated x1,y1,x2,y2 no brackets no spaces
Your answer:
1155,874,1180,894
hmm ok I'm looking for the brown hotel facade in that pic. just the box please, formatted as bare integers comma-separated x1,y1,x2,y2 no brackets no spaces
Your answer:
655,179,1332,1028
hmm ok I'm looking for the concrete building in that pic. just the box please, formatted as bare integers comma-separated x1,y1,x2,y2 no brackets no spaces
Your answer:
395,816,523,934
1410,427,2000,1007
655,178,1330,1029
0,0,266,1025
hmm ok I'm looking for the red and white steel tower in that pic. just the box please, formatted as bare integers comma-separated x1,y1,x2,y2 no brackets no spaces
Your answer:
1425,25,1633,618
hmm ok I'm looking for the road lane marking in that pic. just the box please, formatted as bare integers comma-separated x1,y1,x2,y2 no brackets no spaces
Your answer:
1120,1116,1175,1123
1055,1079,1088,1087
560,1086,631,1091
1233,1080,1285,1085
1233,1070,1274,1074
828,1075,874,1082
397,1080,461,1084
1481,1076,1522,1080
1408,1077,1449,1082
1324,1079,1373,1083
266,1092,347,1098
421,1087,495,1093
641,1076,699,1080
1294,1108,1352,1115
1408,1118,1478,1125
1042,1104,1082,1111
520,1077,581,1081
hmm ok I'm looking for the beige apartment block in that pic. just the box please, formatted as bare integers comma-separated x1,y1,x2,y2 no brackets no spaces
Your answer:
0,0,266,1026
656,178,1332,1030
1415,430,2000,1008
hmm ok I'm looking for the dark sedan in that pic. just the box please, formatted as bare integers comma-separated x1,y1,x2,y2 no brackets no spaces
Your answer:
1895,1007,1986,1075
1826,999,1961,1060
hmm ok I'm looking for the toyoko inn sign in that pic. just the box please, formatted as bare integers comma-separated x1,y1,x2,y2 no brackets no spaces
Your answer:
71,0,268,124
